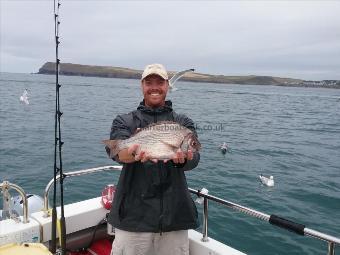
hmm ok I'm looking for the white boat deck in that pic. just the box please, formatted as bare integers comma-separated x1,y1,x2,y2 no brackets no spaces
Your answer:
0,196,246,255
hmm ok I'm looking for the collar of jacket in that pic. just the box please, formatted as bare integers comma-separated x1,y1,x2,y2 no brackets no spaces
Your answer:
137,100,173,114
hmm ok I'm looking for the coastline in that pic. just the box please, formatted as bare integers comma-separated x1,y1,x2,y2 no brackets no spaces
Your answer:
37,62,340,89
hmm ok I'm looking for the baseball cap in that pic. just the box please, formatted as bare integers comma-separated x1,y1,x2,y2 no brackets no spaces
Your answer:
141,63,168,80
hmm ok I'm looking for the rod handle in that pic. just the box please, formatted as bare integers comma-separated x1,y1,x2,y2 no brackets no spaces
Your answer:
269,214,305,235
49,207,57,253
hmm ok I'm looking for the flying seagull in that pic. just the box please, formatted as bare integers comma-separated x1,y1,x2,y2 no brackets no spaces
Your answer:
169,68,195,91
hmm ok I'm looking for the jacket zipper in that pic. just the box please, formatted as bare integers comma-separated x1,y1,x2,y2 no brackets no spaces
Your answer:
159,162,164,235
153,111,164,235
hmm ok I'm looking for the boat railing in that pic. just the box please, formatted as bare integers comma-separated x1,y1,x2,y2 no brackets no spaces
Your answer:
43,165,122,216
42,165,339,255
189,188,339,255
0,181,29,223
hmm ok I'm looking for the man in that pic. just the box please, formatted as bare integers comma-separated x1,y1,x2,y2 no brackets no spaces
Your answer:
107,63,200,255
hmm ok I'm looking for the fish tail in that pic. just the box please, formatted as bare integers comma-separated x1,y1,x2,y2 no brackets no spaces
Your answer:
103,139,122,158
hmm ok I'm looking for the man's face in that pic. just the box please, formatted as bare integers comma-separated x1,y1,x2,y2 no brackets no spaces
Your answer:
141,74,169,108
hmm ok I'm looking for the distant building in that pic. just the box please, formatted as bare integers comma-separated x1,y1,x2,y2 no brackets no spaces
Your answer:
301,80,339,86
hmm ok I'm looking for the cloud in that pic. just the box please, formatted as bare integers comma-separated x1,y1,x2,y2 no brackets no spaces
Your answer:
1,1,340,80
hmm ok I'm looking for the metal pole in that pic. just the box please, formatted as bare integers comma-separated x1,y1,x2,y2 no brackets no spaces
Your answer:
304,228,340,246
201,197,209,242
189,188,270,221
328,242,335,255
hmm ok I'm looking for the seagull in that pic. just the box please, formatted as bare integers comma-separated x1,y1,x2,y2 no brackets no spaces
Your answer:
220,142,228,154
20,89,29,105
169,68,195,91
195,188,209,204
259,174,274,187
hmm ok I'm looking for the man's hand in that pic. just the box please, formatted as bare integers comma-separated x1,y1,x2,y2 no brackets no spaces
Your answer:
165,148,193,164
127,144,139,157
127,144,158,163
117,144,139,163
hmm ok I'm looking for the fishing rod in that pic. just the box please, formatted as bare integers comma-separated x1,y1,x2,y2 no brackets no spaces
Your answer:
50,0,66,254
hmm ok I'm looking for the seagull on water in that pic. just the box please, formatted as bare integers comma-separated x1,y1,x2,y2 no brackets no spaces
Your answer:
259,174,274,187
220,142,228,154
20,89,29,105
169,68,195,91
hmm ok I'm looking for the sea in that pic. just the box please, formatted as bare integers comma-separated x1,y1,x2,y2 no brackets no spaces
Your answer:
0,72,339,255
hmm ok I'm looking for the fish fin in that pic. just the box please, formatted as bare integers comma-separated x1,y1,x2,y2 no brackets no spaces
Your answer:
103,139,122,158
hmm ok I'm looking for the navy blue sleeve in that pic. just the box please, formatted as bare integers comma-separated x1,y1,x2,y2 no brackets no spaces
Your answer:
106,114,133,162
110,115,132,140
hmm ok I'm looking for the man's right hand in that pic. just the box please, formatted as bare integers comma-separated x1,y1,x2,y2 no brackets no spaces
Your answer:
117,144,139,163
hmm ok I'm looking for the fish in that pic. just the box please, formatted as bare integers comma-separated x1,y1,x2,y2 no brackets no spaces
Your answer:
103,121,201,160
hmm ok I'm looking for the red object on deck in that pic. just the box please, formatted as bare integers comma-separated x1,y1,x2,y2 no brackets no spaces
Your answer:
68,239,112,255
88,239,112,255
101,184,116,210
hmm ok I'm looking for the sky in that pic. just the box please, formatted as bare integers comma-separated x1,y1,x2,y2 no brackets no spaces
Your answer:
1,1,340,80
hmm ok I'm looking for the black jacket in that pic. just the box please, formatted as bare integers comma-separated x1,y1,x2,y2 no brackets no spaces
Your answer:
107,100,200,232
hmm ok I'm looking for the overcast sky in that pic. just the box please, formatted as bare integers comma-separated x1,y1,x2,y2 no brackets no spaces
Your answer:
1,1,339,80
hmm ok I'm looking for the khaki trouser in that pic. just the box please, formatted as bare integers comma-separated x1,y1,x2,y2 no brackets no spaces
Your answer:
110,228,189,255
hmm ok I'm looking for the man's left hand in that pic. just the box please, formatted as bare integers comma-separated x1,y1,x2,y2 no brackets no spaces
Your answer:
166,149,193,164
